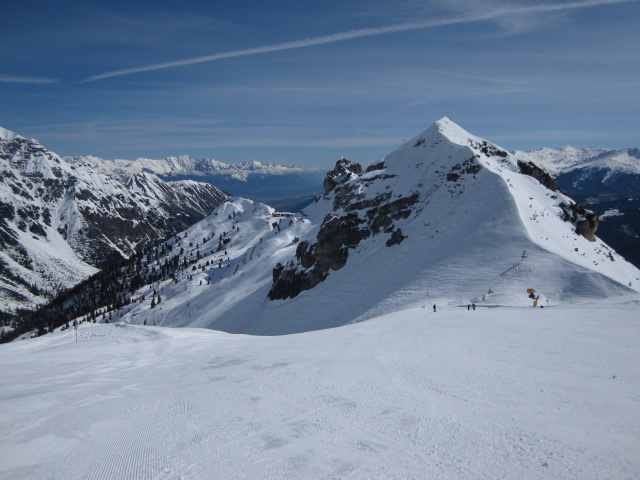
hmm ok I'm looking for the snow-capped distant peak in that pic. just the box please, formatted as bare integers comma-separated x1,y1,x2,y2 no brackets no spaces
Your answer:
237,160,265,170
513,146,611,176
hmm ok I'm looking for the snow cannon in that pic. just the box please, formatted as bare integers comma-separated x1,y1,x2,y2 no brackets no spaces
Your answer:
527,288,540,307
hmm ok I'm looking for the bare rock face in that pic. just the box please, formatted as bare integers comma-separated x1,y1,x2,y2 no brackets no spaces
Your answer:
386,228,407,247
268,212,372,300
323,158,363,193
560,202,599,241
517,160,558,192
269,160,418,300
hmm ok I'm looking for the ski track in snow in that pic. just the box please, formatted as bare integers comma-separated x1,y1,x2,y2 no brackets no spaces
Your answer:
1,299,639,480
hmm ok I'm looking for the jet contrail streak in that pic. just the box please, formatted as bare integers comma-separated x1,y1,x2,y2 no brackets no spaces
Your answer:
79,0,637,83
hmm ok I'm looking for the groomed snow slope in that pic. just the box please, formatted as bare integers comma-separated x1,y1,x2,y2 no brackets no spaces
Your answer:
1,298,639,480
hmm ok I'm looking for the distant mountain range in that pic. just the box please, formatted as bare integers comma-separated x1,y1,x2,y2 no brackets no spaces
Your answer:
0,128,227,317
66,155,326,212
11,118,638,342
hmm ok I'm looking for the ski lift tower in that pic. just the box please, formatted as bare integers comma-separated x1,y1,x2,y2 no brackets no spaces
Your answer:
517,250,527,273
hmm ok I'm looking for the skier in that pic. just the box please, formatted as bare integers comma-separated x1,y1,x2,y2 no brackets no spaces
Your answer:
472,304,476,311
433,304,436,313
467,304,471,311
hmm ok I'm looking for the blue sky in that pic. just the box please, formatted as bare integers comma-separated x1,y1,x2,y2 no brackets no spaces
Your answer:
2,0,639,169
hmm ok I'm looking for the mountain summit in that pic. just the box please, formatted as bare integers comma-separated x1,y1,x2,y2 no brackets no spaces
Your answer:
70,117,636,336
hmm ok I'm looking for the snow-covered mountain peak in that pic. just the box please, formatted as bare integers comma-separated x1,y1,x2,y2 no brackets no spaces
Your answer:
432,116,478,144
406,117,490,152
382,117,518,177
9,120,640,341
236,160,266,170
0,126,20,142
264,119,638,317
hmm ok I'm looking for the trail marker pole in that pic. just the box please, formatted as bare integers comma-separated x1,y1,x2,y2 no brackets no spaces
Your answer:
74,324,78,343
241,322,245,334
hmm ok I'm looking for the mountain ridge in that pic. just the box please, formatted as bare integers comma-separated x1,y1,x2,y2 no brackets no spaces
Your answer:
514,146,640,176
65,154,315,181
65,154,326,211
14,118,638,341
514,145,640,267
0,127,227,317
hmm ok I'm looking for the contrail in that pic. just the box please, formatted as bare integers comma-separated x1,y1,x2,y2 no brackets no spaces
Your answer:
79,0,637,83
0,75,58,84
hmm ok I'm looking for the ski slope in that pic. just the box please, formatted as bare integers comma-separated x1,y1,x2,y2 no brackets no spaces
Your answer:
1,298,639,479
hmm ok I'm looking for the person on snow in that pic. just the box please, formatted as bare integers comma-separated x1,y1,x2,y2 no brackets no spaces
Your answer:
472,304,476,310
433,304,437,312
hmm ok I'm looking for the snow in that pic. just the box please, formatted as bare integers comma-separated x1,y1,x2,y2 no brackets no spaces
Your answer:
66,154,307,182
2,117,640,478
600,209,624,220
110,118,639,337
1,297,639,479
514,146,640,177
1,129,227,313
0,127,19,142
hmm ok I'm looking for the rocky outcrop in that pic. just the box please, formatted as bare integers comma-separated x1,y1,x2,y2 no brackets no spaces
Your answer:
268,213,372,300
560,202,599,242
510,157,599,242
323,158,363,193
512,157,597,242
269,160,419,300
386,228,407,247
517,160,558,191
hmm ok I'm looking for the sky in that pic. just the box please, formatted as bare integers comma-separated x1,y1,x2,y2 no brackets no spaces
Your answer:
1,0,639,169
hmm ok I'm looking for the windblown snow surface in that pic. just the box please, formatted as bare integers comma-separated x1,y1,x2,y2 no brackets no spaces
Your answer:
1,297,639,480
